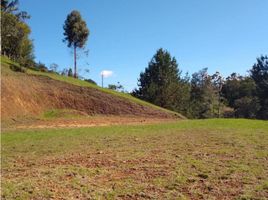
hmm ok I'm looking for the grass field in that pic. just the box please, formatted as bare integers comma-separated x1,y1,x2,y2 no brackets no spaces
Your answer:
2,119,268,199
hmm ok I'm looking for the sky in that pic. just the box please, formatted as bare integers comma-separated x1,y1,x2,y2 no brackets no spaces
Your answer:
20,0,268,91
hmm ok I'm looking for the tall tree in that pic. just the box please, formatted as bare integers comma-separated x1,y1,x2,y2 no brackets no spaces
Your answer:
63,10,89,78
211,71,224,118
133,48,190,115
250,55,268,119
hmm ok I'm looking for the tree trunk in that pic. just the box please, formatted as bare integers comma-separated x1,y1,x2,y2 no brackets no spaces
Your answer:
74,45,77,78
218,91,220,118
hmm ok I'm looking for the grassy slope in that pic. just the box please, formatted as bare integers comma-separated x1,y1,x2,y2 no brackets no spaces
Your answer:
2,119,268,199
1,56,184,118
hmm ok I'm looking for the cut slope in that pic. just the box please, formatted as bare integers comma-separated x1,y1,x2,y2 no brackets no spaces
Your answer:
1,57,185,122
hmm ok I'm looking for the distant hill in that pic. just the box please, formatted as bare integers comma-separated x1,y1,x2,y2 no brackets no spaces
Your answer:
1,56,185,123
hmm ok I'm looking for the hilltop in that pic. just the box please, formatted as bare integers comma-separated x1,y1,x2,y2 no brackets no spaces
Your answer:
1,57,184,129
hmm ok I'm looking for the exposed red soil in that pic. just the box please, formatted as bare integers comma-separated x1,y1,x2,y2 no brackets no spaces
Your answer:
3,116,179,131
1,73,180,122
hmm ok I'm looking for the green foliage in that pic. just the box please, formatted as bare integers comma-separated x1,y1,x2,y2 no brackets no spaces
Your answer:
133,48,189,116
67,68,73,77
1,0,34,68
234,97,260,118
84,78,97,85
250,55,268,119
133,49,267,119
63,10,89,48
108,84,117,90
9,62,25,72
189,68,218,118
35,62,48,72
108,82,124,92
222,74,260,118
1,0,18,13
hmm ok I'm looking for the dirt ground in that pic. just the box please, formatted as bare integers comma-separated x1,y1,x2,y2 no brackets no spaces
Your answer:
3,116,180,131
1,72,180,121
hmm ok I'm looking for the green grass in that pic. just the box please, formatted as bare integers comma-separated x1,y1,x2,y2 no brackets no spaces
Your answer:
2,119,268,199
41,109,86,119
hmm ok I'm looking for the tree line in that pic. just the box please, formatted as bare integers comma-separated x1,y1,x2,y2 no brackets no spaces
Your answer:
133,49,268,120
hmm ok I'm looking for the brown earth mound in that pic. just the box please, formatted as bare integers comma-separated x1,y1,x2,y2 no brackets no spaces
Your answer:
1,71,180,121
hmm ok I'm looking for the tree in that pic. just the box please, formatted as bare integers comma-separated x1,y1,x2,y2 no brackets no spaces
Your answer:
222,74,259,118
211,71,224,118
108,82,124,92
1,0,33,67
35,62,48,72
1,0,30,20
84,78,97,85
234,97,260,118
250,55,268,119
63,10,89,78
133,48,191,116
108,84,117,90
1,0,18,13
61,68,68,76
49,63,59,72
133,48,181,107
189,68,218,118
67,68,73,77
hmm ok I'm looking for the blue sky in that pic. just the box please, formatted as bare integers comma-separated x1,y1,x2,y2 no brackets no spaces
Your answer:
20,0,268,91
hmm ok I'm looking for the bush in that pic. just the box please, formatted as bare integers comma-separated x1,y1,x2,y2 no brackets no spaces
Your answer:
9,64,25,73
84,79,97,85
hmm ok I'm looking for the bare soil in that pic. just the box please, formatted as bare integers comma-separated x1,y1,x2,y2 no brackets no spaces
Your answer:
1,72,179,122
3,116,179,131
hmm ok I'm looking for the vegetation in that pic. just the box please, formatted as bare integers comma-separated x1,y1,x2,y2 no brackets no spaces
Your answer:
84,78,97,85
250,55,268,119
133,49,190,115
1,0,34,68
63,10,89,78
133,49,268,120
108,82,125,92
2,119,268,199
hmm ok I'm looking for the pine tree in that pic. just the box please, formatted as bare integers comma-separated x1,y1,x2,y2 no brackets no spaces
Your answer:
133,48,187,112
250,55,268,119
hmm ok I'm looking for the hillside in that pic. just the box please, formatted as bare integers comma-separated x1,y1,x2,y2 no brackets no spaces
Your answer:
1,57,184,127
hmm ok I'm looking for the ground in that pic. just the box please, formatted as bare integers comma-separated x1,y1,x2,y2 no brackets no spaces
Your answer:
1,56,183,122
2,119,268,200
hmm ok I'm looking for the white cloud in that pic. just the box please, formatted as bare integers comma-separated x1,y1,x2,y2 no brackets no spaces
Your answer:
100,70,113,78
